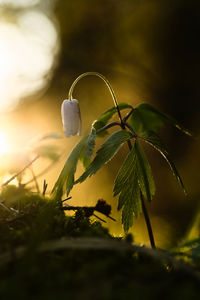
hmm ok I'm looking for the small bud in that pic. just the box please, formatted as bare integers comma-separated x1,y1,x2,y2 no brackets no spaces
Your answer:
61,99,82,137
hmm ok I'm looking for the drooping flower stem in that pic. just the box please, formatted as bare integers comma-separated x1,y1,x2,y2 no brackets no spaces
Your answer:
68,72,124,124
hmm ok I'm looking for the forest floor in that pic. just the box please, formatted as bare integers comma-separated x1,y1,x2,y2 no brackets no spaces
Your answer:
0,185,199,300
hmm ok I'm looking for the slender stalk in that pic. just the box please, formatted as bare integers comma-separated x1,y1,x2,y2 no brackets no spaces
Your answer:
140,192,156,249
29,166,40,194
1,155,40,188
68,72,124,124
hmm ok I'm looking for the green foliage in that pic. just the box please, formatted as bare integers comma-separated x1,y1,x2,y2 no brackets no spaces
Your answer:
52,98,194,235
114,141,155,231
139,103,196,138
52,136,89,196
130,102,196,138
130,103,164,135
75,130,133,184
129,102,189,195
135,141,155,202
93,103,132,136
139,130,186,195
0,186,200,299
80,128,96,168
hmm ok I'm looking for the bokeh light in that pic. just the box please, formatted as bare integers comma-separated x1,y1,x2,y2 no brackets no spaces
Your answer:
0,4,59,112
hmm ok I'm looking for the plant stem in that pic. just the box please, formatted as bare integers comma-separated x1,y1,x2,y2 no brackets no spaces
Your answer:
68,72,124,124
140,192,156,249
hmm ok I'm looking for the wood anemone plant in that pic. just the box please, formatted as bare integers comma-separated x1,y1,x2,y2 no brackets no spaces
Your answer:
52,72,196,249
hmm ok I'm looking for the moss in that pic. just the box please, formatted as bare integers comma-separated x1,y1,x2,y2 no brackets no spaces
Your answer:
0,185,200,299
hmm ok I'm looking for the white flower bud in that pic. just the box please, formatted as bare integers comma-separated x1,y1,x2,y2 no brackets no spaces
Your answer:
61,99,82,137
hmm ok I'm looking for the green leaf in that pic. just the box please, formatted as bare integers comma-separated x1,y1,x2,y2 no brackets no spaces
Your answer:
131,103,196,138
84,128,96,158
113,145,142,232
140,130,187,195
80,128,96,168
134,141,155,202
93,103,132,136
113,144,137,197
51,136,88,196
75,130,133,184
129,104,164,135
122,180,141,232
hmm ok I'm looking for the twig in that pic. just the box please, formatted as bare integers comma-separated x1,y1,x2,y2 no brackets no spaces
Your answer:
23,154,62,187
1,155,40,188
29,165,40,194
42,180,48,196
62,200,116,222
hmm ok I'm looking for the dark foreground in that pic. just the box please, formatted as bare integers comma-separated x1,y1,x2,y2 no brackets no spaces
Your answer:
0,186,199,300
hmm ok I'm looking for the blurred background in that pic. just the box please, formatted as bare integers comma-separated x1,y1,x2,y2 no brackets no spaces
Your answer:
0,0,200,248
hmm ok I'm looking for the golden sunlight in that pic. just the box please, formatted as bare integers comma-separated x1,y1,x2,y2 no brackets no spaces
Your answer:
0,131,11,156
0,7,59,112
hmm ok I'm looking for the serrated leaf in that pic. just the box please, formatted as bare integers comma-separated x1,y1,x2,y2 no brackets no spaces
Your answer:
75,130,132,184
85,128,96,157
113,145,137,197
51,136,88,196
132,103,196,138
122,182,141,233
134,141,155,202
129,104,164,135
114,145,142,232
139,130,187,195
93,103,132,136
80,128,96,168
141,103,197,137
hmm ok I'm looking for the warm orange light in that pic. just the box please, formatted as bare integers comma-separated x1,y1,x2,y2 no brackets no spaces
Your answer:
0,10,59,112
0,131,11,156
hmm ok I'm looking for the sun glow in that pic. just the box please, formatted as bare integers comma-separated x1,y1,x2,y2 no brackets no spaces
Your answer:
0,131,11,156
0,7,59,112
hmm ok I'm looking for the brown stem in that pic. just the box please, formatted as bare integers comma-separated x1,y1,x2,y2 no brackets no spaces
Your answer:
140,192,156,249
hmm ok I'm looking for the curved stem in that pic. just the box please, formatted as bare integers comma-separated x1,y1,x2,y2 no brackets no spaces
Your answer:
68,72,124,124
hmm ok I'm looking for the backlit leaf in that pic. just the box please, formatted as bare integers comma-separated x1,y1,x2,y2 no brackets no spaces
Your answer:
75,130,133,184
122,178,141,232
129,103,164,135
51,136,88,196
130,102,196,138
114,141,155,231
140,130,187,195
135,141,155,202
80,128,96,168
113,144,137,197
